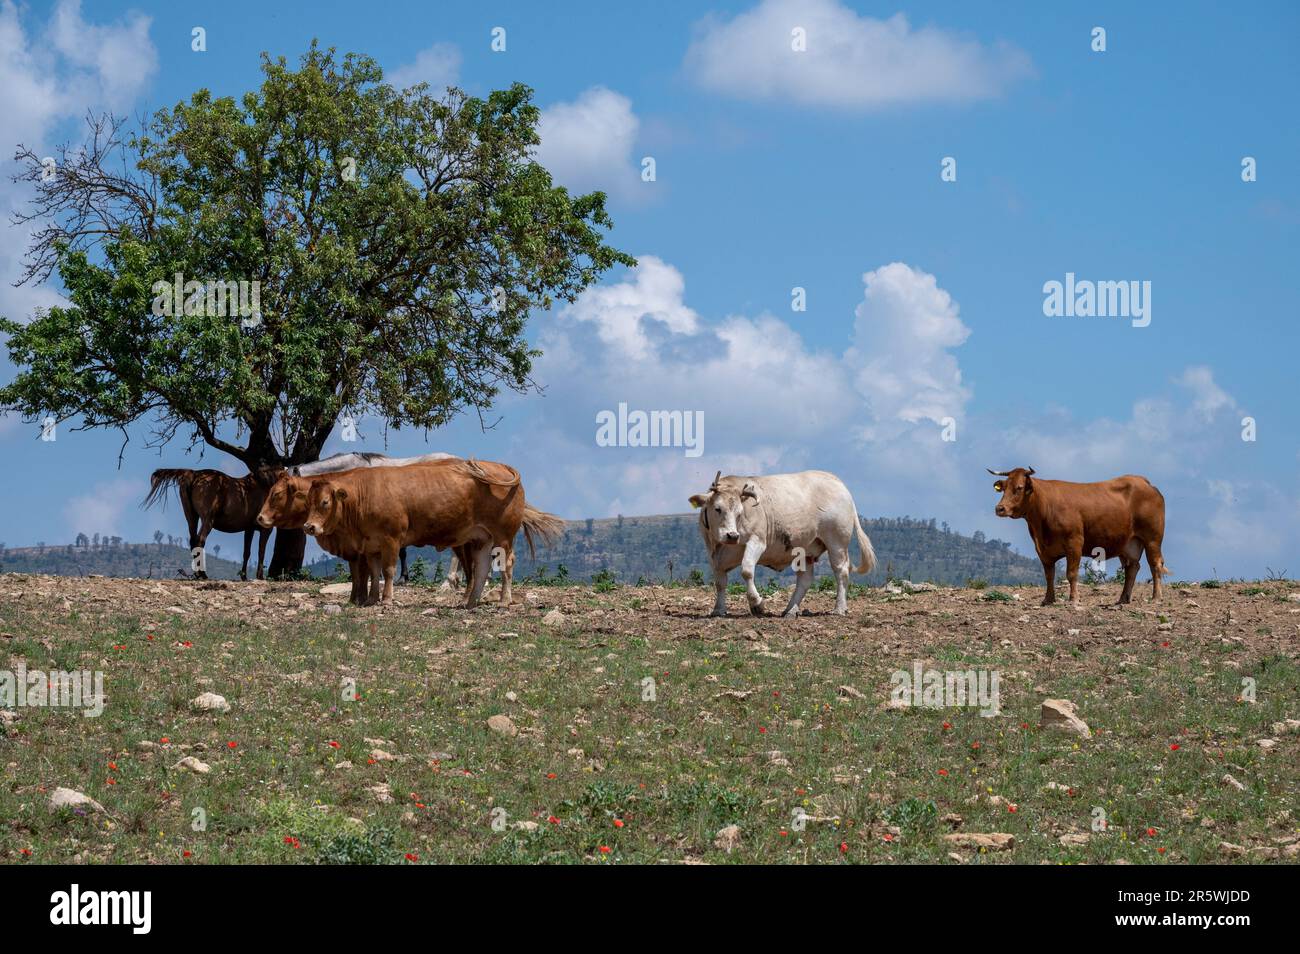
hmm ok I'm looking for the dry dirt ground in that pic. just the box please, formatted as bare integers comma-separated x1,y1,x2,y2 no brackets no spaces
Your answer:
1,574,1297,864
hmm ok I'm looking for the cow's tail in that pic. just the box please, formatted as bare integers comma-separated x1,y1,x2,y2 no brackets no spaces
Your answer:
520,505,565,559
461,458,522,488
851,510,877,575
142,469,192,511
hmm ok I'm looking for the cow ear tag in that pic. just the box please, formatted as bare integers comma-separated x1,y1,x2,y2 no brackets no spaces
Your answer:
993,481,1004,492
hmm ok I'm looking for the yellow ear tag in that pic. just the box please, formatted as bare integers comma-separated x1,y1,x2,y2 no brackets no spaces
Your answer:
993,481,1004,491
689,499,701,509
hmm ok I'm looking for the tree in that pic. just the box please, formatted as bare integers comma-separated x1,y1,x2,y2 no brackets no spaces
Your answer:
1,43,633,575
153,530,164,548
75,532,89,547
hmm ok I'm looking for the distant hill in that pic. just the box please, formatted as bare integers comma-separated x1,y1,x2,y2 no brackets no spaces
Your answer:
0,542,246,580
305,514,1042,586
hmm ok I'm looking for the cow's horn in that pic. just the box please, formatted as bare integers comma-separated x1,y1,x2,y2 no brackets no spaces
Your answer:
1025,467,1036,476
986,468,1012,477
709,470,722,491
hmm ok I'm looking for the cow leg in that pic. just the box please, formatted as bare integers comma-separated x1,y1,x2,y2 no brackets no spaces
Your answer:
239,528,253,582
366,554,385,605
380,543,400,604
440,553,462,592
452,546,473,595
710,564,729,617
1145,542,1166,601
1118,557,1139,604
465,542,493,609
783,562,814,618
1065,542,1083,607
399,547,409,585
1040,558,1057,606
256,527,270,581
741,539,767,616
499,544,514,605
824,540,852,615
348,558,365,605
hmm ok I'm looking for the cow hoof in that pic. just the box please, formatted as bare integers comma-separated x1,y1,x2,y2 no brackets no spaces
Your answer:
710,608,728,618
782,608,800,619
748,604,766,617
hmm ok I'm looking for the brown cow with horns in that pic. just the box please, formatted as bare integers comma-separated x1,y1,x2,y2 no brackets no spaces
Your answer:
989,467,1168,607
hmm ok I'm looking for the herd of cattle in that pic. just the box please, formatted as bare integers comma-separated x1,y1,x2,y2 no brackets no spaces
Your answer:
143,453,1170,614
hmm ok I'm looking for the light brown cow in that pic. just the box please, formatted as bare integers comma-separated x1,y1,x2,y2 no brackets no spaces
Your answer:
256,471,472,605
989,467,1169,606
300,458,547,607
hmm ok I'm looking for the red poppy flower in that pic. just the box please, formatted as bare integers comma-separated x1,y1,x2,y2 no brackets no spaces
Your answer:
1169,743,1179,751
937,769,949,777
548,816,560,825
328,741,340,749
779,830,789,837
182,850,191,858
227,741,238,749
405,853,419,862
971,742,981,750
160,737,169,744
599,845,611,854
758,726,767,734
1007,804,1018,813
1146,827,1157,837
108,762,118,771
20,848,31,857
546,772,557,779
882,833,894,842
942,722,952,730
613,819,624,828
1157,846,1166,854
839,842,848,853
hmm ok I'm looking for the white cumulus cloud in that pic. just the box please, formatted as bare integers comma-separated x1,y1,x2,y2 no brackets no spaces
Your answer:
387,41,461,92
535,86,643,201
684,0,1032,109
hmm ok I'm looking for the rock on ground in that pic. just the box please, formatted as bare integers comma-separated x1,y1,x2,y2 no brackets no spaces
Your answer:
487,714,518,737
942,832,1015,852
48,787,105,814
714,824,742,853
190,692,231,713
1040,698,1091,739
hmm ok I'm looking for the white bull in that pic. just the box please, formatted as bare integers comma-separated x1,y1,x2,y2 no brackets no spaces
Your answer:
689,470,876,617
292,451,463,588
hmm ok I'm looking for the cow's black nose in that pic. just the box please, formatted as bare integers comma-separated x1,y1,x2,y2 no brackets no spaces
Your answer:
726,532,740,543
995,506,1006,517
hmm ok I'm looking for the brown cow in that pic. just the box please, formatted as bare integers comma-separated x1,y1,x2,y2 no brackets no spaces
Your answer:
300,459,554,608
256,471,476,605
989,467,1168,607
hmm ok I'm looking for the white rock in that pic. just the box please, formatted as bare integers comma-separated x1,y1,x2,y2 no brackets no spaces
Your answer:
1222,774,1246,791
173,756,211,774
542,608,566,626
190,692,231,713
319,582,353,596
48,787,105,813
487,714,518,737
713,824,742,853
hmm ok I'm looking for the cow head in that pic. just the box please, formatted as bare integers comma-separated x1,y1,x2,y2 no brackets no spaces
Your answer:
989,467,1036,518
303,480,348,537
257,474,314,529
689,471,760,546
251,464,286,488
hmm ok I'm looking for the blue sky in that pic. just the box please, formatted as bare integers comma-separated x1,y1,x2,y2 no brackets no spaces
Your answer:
1,0,1297,578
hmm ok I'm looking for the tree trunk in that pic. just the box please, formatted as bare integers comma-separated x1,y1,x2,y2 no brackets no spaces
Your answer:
265,425,331,579
268,529,306,579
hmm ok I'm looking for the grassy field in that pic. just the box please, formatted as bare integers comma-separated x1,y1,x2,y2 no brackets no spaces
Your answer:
1,573,1297,864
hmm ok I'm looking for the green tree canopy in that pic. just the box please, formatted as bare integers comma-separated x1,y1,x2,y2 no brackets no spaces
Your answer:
1,43,633,572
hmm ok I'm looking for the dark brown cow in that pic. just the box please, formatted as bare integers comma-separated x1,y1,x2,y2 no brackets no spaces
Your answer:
989,467,1168,606
143,467,279,580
